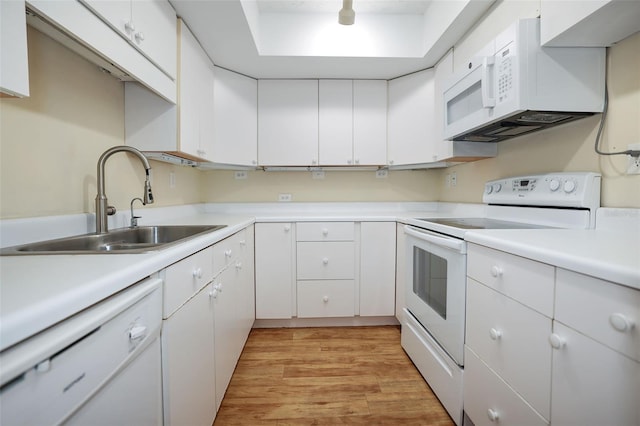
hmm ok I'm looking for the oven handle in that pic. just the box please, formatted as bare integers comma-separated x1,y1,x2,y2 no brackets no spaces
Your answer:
404,226,466,254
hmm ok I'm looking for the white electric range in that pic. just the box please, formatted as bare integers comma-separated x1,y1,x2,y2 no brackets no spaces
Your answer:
401,172,601,425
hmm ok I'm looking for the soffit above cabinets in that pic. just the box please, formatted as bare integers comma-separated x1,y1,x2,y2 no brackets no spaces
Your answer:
169,0,495,79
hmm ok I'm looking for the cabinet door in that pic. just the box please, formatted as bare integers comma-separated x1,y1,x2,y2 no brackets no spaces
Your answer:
255,223,295,319
353,80,387,165
258,80,318,166
387,69,435,166
550,322,640,426
0,0,29,97
360,222,396,316
130,0,177,78
161,284,216,426
319,80,353,166
178,20,214,161
432,50,454,161
213,67,258,166
79,0,131,41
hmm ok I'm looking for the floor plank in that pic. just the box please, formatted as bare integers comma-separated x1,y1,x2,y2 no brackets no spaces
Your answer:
214,326,455,425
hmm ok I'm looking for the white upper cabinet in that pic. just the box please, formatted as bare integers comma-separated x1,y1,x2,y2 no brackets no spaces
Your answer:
0,0,29,97
126,19,214,162
27,0,176,102
353,80,387,166
387,69,435,166
213,67,258,167
258,79,319,166
541,0,640,47
319,80,353,166
79,0,177,78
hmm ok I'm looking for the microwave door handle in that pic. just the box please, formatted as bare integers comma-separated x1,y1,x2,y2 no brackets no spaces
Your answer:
404,226,466,253
481,56,496,108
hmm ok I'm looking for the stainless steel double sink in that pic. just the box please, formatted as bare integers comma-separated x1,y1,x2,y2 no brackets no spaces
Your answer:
1,225,227,255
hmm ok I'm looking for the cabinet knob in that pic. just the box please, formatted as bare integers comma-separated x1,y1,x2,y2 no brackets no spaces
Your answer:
284,225,291,232
192,267,203,279
490,265,503,277
215,283,223,293
489,328,502,341
239,240,246,246
225,249,232,257
322,228,329,236
347,159,352,165
210,289,218,299
235,261,242,270
322,257,329,265
487,408,499,422
252,160,257,165
549,333,566,350
323,296,329,303
134,31,145,43
125,21,136,33
355,159,360,165
609,313,634,332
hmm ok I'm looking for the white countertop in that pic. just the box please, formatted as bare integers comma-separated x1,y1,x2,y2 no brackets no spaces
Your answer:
465,228,640,289
1,203,637,353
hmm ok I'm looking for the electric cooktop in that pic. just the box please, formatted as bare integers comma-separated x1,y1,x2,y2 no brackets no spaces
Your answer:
415,217,552,230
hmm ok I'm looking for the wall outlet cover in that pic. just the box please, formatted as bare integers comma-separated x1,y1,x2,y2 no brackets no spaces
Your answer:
627,143,640,175
312,171,325,179
234,171,248,180
278,193,292,202
376,170,388,179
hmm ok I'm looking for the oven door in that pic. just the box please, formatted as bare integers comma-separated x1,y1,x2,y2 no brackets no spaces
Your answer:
404,225,466,366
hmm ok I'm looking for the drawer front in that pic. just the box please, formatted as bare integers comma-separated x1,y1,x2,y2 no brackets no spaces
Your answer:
550,322,640,426
296,222,355,241
464,347,549,426
556,269,640,361
297,242,355,280
213,228,247,275
467,244,555,317
163,246,214,317
297,280,355,317
466,279,552,419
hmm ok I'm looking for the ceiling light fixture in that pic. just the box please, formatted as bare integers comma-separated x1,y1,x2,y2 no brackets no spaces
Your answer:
338,0,355,25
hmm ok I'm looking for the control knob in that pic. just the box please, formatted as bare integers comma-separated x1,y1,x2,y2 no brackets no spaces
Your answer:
549,178,560,192
492,183,502,193
563,180,577,194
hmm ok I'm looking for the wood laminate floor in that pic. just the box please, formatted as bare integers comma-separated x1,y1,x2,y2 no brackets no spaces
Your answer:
213,326,455,425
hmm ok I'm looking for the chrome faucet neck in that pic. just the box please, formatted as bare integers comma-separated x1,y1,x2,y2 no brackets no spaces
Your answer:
95,146,154,234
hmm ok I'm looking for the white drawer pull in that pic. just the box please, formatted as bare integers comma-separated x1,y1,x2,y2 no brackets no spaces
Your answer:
549,333,566,350
225,249,232,257
284,225,291,232
323,296,329,303
489,328,502,341
322,257,329,265
609,313,634,332
322,228,329,236
235,261,243,270
192,268,203,279
487,408,499,422
129,325,147,341
490,265,503,277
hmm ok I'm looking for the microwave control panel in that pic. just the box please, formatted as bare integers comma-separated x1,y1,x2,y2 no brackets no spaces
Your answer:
483,172,601,209
495,42,515,104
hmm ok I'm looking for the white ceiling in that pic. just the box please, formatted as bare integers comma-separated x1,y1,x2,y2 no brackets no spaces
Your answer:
169,0,495,79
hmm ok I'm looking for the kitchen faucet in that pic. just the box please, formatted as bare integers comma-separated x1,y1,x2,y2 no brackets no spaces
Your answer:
95,146,154,234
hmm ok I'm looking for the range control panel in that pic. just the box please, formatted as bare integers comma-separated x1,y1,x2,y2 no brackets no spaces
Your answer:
483,172,601,210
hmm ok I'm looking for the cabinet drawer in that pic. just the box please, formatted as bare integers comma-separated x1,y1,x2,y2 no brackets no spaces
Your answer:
296,222,355,241
163,246,214,317
213,229,248,275
556,269,640,361
464,347,549,426
297,242,355,280
297,280,355,317
550,322,640,426
467,244,555,317
466,279,552,419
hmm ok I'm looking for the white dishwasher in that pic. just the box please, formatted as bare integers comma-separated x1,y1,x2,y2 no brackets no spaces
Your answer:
0,276,163,425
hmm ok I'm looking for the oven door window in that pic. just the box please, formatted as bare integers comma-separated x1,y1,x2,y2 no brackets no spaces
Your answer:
413,246,447,319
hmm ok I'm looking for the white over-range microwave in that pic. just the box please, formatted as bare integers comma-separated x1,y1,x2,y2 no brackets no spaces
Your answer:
443,18,606,143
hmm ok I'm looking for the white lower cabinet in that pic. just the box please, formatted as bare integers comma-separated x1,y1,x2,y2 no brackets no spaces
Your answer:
161,282,216,426
465,243,640,426
255,223,295,319
360,222,396,316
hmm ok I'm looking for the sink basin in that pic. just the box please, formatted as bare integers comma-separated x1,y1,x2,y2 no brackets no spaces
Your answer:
1,225,227,255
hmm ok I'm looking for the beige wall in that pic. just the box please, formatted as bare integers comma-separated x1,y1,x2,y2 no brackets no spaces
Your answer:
438,1,640,207
0,27,201,219
200,169,439,203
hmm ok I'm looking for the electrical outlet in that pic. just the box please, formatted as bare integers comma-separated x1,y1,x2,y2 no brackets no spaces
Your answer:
278,193,292,202
169,172,176,188
451,172,457,187
312,171,325,179
627,144,640,175
234,171,248,180
376,170,388,179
